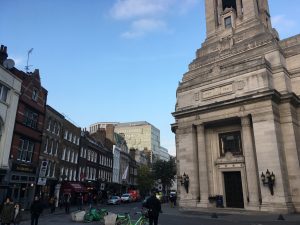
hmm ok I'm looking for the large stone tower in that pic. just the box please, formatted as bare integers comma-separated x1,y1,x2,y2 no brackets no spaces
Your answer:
172,0,300,213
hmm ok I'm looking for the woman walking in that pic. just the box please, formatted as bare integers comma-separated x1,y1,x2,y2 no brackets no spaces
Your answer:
12,203,22,225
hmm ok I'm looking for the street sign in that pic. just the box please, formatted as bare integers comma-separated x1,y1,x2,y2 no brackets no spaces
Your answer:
37,177,47,186
39,160,48,177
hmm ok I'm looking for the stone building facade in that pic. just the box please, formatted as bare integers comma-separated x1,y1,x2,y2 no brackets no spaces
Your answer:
172,0,300,213
0,45,22,202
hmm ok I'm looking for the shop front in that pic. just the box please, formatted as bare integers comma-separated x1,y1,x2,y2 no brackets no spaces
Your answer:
8,162,37,209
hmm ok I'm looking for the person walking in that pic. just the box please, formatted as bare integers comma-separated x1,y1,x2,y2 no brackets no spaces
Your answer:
12,203,22,225
0,197,14,225
143,190,162,225
77,193,83,210
64,194,71,214
48,196,55,213
30,196,43,225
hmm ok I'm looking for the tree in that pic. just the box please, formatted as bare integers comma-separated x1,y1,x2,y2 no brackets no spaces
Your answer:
137,165,154,197
152,157,176,193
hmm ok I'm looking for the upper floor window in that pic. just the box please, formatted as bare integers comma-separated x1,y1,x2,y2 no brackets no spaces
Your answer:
224,16,232,29
0,83,9,102
23,109,38,129
64,130,68,139
32,88,39,101
47,119,52,131
219,131,242,156
17,138,34,162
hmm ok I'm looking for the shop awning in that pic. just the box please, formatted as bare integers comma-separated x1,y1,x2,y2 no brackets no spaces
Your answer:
61,182,87,193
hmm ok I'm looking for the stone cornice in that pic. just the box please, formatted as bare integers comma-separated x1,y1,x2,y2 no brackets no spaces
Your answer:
172,90,286,119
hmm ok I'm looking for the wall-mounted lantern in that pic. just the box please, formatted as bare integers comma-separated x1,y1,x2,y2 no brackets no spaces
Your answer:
261,169,275,195
179,173,189,193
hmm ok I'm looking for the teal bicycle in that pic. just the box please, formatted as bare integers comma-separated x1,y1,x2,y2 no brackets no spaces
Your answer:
115,209,149,225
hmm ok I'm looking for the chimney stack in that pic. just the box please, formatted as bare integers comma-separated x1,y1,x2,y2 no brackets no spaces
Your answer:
0,45,8,64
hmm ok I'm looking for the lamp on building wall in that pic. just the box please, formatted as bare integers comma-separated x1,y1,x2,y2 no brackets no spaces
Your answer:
179,173,189,193
261,169,275,195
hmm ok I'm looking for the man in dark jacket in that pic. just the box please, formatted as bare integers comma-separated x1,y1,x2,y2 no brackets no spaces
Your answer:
30,196,43,225
144,190,162,225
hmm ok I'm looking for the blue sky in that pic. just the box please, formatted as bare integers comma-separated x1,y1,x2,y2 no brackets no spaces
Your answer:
1,0,299,156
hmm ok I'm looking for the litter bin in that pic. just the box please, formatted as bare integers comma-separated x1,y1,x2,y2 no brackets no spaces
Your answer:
216,195,223,208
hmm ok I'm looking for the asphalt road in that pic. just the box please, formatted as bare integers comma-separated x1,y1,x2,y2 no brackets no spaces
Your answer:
20,202,300,225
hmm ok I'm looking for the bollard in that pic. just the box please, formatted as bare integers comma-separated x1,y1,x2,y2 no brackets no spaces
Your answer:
277,214,285,220
211,213,218,218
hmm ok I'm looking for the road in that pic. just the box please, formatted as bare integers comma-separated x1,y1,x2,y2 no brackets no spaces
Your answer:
21,202,300,225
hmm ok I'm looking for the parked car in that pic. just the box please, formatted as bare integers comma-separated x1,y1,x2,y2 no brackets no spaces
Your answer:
107,196,121,205
121,193,132,203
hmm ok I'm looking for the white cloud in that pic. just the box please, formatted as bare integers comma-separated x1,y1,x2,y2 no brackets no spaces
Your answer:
272,15,296,28
10,55,25,68
121,18,167,38
110,0,199,38
111,0,170,20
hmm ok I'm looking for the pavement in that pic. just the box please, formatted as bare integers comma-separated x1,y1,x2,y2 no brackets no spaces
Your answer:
20,202,300,223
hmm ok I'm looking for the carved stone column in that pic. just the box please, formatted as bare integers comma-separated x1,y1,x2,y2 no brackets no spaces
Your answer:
176,124,199,207
241,116,260,210
217,0,223,26
236,0,243,18
196,124,209,207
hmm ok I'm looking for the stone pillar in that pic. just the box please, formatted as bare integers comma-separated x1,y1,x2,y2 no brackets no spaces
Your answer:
196,124,209,207
176,124,199,207
241,116,260,210
217,0,223,26
252,110,293,212
236,0,243,18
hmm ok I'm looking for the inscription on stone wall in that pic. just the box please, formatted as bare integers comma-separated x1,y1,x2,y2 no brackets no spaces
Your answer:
202,84,233,100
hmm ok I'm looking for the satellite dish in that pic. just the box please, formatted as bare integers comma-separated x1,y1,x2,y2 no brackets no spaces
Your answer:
3,59,15,69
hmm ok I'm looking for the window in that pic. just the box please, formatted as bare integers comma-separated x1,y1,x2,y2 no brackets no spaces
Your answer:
62,147,66,160
67,149,71,162
47,119,52,131
0,83,9,102
75,153,78,163
32,88,39,101
219,131,243,156
23,109,38,129
53,122,57,134
44,138,49,153
55,141,59,156
49,140,54,155
224,16,232,29
64,130,68,139
80,147,83,157
17,138,34,162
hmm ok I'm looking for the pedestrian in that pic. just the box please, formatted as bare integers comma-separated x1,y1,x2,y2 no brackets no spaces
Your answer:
12,203,22,225
30,196,43,225
0,197,14,225
143,189,162,225
64,194,71,214
48,196,55,213
77,193,83,210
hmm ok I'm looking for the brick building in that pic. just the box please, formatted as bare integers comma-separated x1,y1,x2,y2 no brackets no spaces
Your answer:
37,105,64,200
9,68,47,208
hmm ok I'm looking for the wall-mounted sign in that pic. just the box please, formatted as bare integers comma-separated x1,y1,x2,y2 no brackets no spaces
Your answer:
12,163,36,174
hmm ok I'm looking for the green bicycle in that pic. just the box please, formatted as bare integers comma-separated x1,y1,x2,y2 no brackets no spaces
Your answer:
115,210,149,225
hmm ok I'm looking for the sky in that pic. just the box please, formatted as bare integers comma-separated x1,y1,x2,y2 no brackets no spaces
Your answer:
1,0,299,156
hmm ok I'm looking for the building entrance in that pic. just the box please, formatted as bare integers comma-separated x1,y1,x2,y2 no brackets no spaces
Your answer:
224,171,244,208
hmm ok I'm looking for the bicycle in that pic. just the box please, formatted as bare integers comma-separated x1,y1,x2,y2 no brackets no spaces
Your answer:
115,209,149,225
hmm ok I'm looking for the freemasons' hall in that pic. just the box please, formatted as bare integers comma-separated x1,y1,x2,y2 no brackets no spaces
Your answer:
172,0,300,213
